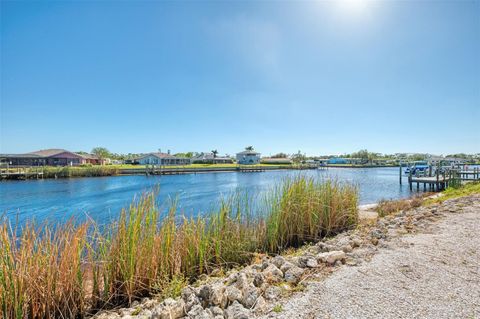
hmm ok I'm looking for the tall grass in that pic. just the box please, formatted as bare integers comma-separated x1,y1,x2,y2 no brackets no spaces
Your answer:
41,166,119,178
0,176,358,318
265,178,357,252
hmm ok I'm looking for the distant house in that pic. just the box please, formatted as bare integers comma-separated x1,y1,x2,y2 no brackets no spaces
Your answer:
136,152,190,165
236,150,261,165
110,159,124,165
428,156,467,166
80,153,108,165
191,152,233,164
260,158,292,165
327,157,348,164
327,157,365,165
0,149,86,166
316,158,329,165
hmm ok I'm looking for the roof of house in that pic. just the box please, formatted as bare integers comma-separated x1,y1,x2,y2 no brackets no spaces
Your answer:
138,152,189,160
192,152,214,159
0,153,42,158
80,153,101,160
237,150,260,155
1,149,86,159
29,149,82,157
193,152,232,160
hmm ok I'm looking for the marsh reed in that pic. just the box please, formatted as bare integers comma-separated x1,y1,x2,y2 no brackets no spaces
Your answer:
0,176,358,318
41,166,119,178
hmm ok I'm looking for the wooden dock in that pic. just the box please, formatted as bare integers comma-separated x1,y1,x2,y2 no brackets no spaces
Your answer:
400,165,480,192
0,166,44,180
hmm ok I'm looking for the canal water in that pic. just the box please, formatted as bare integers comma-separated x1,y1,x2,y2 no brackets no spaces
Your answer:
1,167,415,225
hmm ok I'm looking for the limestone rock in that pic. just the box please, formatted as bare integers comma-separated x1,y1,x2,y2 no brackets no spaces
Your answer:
253,296,267,314
262,264,283,283
264,286,282,301
210,306,224,317
235,273,249,291
298,255,317,268
253,272,265,287
225,285,243,303
210,283,227,308
341,244,353,253
187,304,213,319
271,255,286,269
182,287,200,312
242,285,259,308
279,261,295,273
317,251,346,265
224,300,251,319
284,266,304,284
152,298,185,319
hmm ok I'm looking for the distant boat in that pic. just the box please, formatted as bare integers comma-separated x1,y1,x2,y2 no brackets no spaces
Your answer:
404,161,429,175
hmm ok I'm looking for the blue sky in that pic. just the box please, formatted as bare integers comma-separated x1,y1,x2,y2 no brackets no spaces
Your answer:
1,0,479,156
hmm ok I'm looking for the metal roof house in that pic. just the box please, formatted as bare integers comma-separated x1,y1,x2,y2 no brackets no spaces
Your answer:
136,152,191,166
236,150,261,165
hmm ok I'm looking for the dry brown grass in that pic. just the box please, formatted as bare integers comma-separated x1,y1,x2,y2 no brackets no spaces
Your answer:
376,195,426,217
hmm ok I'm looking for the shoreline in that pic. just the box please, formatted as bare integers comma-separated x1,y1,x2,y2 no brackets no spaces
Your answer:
90,189,479,319
3,179,478,318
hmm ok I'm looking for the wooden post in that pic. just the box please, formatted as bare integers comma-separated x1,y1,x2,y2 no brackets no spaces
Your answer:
399,161,402,185
409,168,412,191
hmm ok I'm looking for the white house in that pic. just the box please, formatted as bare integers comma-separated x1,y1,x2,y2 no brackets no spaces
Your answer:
236,150,261,165
136,153,190,165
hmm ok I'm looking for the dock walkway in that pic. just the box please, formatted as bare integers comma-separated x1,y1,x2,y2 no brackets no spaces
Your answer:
0,166,44,180
404,167,480,192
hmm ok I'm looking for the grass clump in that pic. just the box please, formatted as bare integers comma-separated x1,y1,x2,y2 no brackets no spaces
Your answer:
0,176,358,318
273,304,283,313
265,178,358,252
424,181,480,205
375,196,423,217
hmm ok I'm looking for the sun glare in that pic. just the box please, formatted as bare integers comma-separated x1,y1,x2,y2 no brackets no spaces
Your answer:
338,0,369,13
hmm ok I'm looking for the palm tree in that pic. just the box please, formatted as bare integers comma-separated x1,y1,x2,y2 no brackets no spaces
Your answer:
211,149,218,158
245,146,254,151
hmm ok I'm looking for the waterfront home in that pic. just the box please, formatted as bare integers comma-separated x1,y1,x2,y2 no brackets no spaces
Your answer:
428,155,467,167
315,158,329,165
0,149,86,166
261,157,293,164
327,157,365,165
110,159,124,165
136,152,190,165
236,150,261,164
327,157,348,164
191,152,234,164
80,153,108,165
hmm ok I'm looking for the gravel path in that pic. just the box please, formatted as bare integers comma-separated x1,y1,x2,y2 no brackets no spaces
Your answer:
261,197,480,319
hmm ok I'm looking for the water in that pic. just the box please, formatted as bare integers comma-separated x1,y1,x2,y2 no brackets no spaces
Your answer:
1,167,415,225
